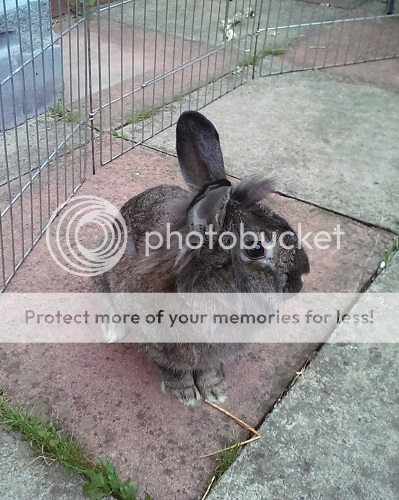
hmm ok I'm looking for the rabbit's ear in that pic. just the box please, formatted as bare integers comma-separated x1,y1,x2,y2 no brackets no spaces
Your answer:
187,179,231,236
176,111,226,189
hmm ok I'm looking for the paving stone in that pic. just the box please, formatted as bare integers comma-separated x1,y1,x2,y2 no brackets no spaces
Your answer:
146,70,399,233
1,140,392,499
208,254,399,500
0,428,85,500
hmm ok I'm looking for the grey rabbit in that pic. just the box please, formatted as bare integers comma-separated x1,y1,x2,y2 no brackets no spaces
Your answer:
95,110,310,406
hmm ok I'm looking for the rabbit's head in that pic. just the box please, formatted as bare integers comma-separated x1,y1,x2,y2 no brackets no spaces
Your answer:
144,110,310,294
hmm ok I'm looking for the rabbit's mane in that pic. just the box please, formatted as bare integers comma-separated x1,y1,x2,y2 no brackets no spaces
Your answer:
231,177,274,208
133,176,274,289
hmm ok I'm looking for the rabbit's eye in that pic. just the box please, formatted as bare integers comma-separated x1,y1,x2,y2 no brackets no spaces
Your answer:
244,242,265,260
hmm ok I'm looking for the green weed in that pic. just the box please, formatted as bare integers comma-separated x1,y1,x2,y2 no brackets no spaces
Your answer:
239,47,285,68
202,443,242,499
126,108,157,125
384,236,399,266
0,391,148,500
48,101,80,123
213,444,242,482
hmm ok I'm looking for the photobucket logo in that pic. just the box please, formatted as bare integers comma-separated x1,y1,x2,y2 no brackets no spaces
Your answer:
46,195,127,277
145,223,344,256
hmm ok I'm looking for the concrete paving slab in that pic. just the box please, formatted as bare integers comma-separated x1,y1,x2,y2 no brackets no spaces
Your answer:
54,16,243,133
104,0,384,49
55,0,388,135
0,138,393,498
324,58,399,94
370,256,399,293
253,1,392,76
279,16,399,76
208,254,399,500
0,427,85,500
145,69,399,233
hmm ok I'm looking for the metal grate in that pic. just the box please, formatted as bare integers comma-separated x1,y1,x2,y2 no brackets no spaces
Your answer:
0,0,398,291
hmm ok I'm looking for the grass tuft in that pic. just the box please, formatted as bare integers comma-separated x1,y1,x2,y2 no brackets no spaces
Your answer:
384,235,399,266
213,444,242,482
48,101,80,123
126,108,157,125
239,47,285,68
0,390,148,500
202,443,242,499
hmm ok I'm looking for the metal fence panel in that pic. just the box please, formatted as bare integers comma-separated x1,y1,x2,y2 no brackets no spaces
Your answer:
256,0,399,76
91,0,258,165
0,0,398,291
0,0,91,291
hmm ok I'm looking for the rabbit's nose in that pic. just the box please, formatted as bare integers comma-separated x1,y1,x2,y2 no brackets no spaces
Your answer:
283,272,306,294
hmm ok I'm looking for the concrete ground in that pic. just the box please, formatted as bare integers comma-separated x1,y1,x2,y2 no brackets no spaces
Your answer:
144,68,399,233
0,3,398,500
1,63,398,498
1,137,392,498
0,429,85,500
208,254,399,500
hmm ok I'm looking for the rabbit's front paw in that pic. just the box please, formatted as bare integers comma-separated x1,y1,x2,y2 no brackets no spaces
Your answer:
194,367,227,404
160,370,202,406
201,380,227,404
161,380,201,406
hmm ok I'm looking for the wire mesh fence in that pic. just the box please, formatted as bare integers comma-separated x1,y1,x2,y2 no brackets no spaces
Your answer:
0,0,92,291
90,0,259,164
255,0,399,76
0,0,398,291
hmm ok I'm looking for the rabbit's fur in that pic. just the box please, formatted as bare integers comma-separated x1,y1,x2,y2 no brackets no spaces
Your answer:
95,111,310,406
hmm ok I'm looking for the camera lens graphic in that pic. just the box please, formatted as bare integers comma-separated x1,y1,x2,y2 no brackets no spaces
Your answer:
46,195,127,277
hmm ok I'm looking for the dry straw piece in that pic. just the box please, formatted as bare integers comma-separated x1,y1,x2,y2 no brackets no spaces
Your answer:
200,401,261,499
201,400,261,458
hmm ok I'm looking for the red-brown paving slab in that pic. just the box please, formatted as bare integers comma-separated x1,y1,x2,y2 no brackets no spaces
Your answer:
0,139,392,499
55,19,242,131
283,17,399,74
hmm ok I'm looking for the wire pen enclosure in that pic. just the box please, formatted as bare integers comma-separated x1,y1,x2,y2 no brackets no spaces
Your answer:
0,0,398,291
